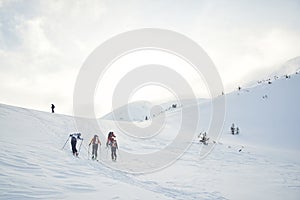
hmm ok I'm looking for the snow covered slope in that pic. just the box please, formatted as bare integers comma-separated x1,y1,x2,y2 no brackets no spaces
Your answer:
101,100,154,121
0,73,300,199
0,105,176,200
101,98,207,122
223,73,300,150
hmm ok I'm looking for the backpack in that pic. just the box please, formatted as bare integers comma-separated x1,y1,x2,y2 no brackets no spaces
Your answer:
111,141,117,148
71,136,76,143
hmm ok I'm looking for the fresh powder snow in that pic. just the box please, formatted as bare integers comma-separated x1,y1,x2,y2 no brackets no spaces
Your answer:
0,73,300,200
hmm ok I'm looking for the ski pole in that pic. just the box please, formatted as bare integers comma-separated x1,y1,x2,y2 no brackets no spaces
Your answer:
106,147,109,159
62,136,70,150
82,143,89,159
117,149,121,161
78,139,83,153
99,145,101,160
88,144,90,160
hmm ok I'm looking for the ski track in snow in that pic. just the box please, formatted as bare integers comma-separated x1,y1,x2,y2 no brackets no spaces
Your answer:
76,139,228,200
0,104,225,200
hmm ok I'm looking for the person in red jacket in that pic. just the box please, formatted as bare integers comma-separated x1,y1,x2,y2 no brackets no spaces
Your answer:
106,131,116,147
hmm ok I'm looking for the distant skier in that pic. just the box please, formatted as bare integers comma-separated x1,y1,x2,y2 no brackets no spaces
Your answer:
70,133,83,156
236,127,240,135
106,131,116,147
231,123,235,135
198,132,209,145
51,104,55,113
110,138,118,161
89,135,101,160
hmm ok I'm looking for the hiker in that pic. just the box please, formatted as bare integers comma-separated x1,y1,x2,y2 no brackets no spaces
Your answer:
199,132,209,145
111,138,118,161
198,132,205,142
106,131,116,147
236,127,240,135
231,123,235,135
89,135,101,160
51,104,55,113
70,133,83,156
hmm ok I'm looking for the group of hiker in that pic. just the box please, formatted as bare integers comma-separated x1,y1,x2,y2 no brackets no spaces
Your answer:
65,131,118,161
231,123,240,135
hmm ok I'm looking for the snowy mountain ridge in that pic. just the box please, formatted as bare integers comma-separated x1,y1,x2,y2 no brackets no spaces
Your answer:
1,70,300,199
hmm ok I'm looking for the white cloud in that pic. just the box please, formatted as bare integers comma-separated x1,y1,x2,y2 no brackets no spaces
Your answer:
0,0,300,116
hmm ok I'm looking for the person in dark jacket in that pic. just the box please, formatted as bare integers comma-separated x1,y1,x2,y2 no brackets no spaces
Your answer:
51,104,55,113
231,123,235,135
70,133,83,156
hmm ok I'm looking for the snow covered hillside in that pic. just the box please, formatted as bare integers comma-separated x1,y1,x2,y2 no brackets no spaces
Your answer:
101,98,208,122
101,101,154,121
224,72,300,150
1,73,300,199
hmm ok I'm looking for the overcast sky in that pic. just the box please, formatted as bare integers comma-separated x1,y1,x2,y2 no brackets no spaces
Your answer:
0,0,300,116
